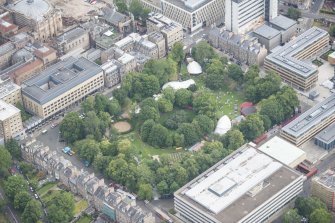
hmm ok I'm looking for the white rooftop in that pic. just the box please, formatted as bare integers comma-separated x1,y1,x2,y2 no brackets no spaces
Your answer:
162,79,195,90
185,147,283,214
187,61,202,75
118,53,134,64
214,115,231,135
0,100,20,121
258,136,306,167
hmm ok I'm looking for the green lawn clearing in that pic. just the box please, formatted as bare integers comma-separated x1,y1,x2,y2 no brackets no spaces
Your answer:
41,190,62,204
37,182,58,196
120,131,178,158
74,199,89,215
76,215,92,223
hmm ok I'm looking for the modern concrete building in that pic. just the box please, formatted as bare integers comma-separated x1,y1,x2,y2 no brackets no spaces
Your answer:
312,169,335,211
7,0,63,41
253,24,281,51
281,93,335,147
56,26,90,55
314,123,335,150
268,15,297,43
141,0,224,33
174,144,304,223
208,27,267,65
21,57,104,119
147,13,183,50
257,136,306,168
225,0,278,34
0,100,23,141
265,27,329,91
0,79,21,105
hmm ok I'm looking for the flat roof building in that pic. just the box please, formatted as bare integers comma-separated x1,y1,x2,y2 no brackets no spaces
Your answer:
281,93,335,147
258,136,306,168
0,100,23,141
253,25,281,50
0,79,21,105
312,169,335,211
141,0,224,33
314,123,335,150
21,57,104,119
265,27,329,91
174,144,304,223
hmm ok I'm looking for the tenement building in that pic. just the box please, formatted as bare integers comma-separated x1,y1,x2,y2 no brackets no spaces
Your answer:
281,93,335,147
0,79,21,105
147,13,183,50
141,0,224,33
6,0,63,41
0,100,23,141
264,27,329,91
174,144,304,223
225,0,278,34
312,169,335,211
21,57,104,119
55,26,90,55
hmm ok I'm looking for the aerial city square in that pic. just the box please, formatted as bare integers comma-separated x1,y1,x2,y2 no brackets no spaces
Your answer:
0,0,335,222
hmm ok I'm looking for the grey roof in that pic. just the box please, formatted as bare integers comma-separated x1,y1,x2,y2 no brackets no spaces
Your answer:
282,93,335,138
22,57,102,105
315,122,335,144
56,27,87,43
0,42,15,56
266,27,328,78
254,24,281,40
102,7,128,25
269,15,297,31
7,0,52,22
0,80,20,100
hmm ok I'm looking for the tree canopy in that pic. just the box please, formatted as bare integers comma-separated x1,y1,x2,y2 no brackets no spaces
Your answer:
22,200,42,223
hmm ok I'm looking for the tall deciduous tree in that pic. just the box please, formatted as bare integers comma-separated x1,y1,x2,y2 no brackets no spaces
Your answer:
191,41,218,67
283,209,301,223
14,191,32,211
205,59,226,90
137,183,154,201
175,89,192,108
227,64,244,84
4,175,28,200
0,146,12,173
74,139,101,163
310,208,332,223
192,91,217,119
5,139,21,160
60,112,83,143
238,114,264,141
22,200,42,223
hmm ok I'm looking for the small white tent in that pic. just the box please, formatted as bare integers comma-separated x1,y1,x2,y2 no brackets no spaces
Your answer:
214,115,231,135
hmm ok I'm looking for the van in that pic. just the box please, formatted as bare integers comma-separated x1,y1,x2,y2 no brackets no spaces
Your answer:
42,129,48,134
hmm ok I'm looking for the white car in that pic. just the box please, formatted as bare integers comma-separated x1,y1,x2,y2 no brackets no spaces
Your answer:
34,194,39,199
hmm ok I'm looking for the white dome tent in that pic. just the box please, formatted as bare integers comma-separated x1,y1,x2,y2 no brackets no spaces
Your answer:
187,61,202,75
214,115,232,135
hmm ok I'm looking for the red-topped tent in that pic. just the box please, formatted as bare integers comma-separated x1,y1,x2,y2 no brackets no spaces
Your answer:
240,102,253,110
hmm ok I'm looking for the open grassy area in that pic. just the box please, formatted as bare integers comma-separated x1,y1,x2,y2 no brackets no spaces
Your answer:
120,131,178,158
74,199,89,215
76,215,92,223
215,90,245,119
37,182,58,196
41,190,62,204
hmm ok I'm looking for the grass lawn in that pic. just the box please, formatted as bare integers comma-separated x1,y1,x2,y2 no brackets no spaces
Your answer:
215,90,245,119
37,182,58,196
74,199,89,215
41,190,62,204
120,131,177,158
159,108,196,124
321,49,335,60
76,215,92,223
